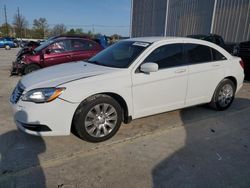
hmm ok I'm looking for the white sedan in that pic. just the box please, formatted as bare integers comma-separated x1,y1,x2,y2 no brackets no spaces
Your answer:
10,37,244,142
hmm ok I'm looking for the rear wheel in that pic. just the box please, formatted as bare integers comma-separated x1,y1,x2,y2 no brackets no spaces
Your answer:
23,64,40,75
210,79,236,110
73,94,122,142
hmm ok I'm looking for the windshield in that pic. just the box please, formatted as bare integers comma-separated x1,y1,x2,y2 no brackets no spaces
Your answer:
34,39,54,52
88,41,150,68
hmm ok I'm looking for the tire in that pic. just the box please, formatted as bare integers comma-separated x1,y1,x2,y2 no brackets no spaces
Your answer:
210,79,236,111
73,94,123,142
23,64,40,75
5,45,11,50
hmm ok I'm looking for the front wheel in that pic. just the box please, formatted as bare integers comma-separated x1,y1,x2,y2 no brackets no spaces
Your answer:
210,79,236,111
23,64,40,75
73,94,122,142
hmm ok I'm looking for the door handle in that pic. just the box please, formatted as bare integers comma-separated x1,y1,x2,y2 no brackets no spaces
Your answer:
175,69,186,73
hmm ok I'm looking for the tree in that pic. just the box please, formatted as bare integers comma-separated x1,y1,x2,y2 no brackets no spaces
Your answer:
12,10,28,38
67,28,75,35
50,24,67,36
0,23,12,37
32,18,49,39
110,34,121,40
75,28,83,34
87,30,93,36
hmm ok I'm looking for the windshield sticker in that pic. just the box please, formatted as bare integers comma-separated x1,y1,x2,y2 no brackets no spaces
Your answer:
132,42,150,47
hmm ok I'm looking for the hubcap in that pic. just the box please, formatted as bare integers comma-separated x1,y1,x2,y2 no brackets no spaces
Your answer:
218,84,234,107
84,103,117,138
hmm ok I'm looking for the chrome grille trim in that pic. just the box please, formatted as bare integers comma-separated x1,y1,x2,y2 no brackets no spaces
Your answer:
10,82,25,104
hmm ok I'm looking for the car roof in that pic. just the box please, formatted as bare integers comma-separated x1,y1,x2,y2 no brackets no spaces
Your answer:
124,36,216,44
125,37,184,43
124,36,233,59
49,35,91,40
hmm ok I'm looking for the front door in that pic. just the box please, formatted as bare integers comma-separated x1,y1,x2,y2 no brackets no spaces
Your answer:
43,39,72,67
132,43,188,118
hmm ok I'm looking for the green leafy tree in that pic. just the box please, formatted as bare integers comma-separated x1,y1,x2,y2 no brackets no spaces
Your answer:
75,28,83,34
0,23,11,37
67,28,75,35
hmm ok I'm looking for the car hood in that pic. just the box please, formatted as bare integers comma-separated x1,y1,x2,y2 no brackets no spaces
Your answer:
20,61,118,91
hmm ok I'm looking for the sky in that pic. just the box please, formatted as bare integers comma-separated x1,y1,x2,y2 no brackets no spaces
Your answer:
0,0,131,36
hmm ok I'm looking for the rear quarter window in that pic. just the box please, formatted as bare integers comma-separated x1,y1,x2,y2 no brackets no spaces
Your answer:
211,48,227,61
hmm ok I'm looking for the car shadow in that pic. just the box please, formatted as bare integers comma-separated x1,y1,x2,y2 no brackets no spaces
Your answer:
0,111,46,187
152,98,250,188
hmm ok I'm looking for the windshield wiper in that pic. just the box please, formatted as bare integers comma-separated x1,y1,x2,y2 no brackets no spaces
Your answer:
86,60,99,64
86,60,119,68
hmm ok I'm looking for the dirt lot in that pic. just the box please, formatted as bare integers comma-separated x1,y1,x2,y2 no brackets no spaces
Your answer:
0,48,250,188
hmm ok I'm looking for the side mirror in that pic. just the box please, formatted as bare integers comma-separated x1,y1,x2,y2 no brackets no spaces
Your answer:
140,62,159,73
45,49,51,54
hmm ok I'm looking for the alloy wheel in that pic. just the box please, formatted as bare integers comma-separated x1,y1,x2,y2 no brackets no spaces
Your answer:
84,103,118,138
217,84,234,107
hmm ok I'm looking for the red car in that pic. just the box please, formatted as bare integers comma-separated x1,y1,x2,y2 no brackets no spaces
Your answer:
12,36,103,75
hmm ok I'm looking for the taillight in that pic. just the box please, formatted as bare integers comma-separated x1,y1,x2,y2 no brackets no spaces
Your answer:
239,59,244,69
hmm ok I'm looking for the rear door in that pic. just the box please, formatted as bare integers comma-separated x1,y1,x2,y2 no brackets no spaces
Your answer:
71,39,101,61
184,43,227,106
43,39,72,67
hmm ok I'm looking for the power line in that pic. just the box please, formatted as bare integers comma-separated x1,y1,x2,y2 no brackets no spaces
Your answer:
48,24,129,28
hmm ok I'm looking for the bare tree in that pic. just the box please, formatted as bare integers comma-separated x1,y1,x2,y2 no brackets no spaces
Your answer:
12,8,28,38
32,18,49,39
50,24,67,36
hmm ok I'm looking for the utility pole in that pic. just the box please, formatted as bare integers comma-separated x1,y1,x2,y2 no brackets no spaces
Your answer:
92,24,95,37
17,7,22,39
4,5,9,36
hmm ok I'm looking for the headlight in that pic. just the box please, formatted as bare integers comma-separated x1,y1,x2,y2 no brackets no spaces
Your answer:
21,88,65,103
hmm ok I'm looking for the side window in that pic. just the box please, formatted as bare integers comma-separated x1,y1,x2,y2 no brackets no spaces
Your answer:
48,40,70,53
212,48,227,61
143,43,184,69
184,44,212,64
71,39,95,51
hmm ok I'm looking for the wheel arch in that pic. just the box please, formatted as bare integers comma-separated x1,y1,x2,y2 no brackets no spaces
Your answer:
101,92,131,124
224,76,237,88
23,63,42,74
210,76,237,103
72,92,131,129
210,76,238,101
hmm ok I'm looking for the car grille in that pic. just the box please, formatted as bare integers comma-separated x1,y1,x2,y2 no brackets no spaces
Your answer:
10,82,25,104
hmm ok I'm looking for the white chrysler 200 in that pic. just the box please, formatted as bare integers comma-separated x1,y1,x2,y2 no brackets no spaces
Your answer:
10,37,244,142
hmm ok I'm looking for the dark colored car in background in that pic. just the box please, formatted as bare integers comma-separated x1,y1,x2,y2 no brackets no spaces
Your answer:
11,36,103,75
187,34,236,54
236,41,250,79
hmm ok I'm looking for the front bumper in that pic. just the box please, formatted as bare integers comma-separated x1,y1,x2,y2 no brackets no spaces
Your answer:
11,61,24,75
10,98,80,136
